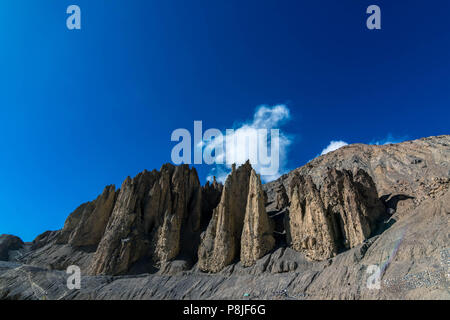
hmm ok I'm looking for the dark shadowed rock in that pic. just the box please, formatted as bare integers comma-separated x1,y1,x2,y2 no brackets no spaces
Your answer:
201,177,223,229
0,235,24,261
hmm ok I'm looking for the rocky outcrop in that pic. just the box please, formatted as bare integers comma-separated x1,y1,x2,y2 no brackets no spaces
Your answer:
240,170,275,267
198,162,253,272
57,185,117,247
275,135,450,218
0,235,24,261
89,164,203,275
17,164,216,276
31,230,59,250
321,169,386,250
198,162,275,271
88,170,159,275
151,164,203,265
288,168,385,261
288,175,338,261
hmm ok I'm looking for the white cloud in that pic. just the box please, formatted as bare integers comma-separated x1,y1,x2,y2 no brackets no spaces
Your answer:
206,166,230,184
203,104,293,183
320,140,348,156
316,134,408,160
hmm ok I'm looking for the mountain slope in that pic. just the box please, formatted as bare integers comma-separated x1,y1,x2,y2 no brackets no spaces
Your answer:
0,135,449,300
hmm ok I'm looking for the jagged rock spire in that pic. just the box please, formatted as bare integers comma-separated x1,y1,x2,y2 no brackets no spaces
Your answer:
198,161,274,272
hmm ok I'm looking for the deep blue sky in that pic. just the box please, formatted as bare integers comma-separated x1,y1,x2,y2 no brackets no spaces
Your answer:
1,0,449,241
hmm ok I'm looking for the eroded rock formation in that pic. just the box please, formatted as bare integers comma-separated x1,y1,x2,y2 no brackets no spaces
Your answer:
57,185,117,247
240,170,275,267
1,135,449,299
288,175,338,260
275,184,289,210
89,164,204,275
288,168,386,260
198,162,253,272
198,162,275,271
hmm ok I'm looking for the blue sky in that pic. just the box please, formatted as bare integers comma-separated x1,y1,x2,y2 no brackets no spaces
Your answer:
0,0,449,241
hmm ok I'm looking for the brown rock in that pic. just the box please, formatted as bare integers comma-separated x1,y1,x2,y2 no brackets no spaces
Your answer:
151,165,203,264
88,171,157,275
89,164,204,275
240,169,275,267
275,183,289,210
290,135,450,217
198,162,252,272
288,174,338,260
57,185,117,247
322,168,385,249
288,168,385,260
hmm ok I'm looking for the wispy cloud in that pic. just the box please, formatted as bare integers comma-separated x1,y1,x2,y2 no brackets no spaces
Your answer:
316,134,408,160
204,104,293,183
319,140,349,156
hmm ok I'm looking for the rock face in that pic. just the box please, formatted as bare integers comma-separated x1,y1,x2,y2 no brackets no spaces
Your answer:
0,235,24,261
198,162,253,272
200,177,223,229
267,135,450,218
288,175,338,261
288,169,386,261
275,184,289,210
57,185,117,247
1,188,448,300
240,170,275,267
89,164,204,275
31,231,59,250
14,164,221,276
198,162,275,271
1,135,448,299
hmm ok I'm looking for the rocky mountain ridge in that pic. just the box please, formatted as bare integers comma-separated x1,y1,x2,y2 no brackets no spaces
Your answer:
0,135,449,299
